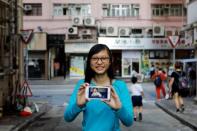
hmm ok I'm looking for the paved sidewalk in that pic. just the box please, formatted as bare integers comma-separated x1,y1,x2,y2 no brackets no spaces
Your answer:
0,103,51,131
0,78,197,131
155,97,197,130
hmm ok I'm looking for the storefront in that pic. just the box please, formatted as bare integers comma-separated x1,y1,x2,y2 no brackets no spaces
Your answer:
99,37,194,78
27,32,47,79
65,37,194,79
65,43,96,78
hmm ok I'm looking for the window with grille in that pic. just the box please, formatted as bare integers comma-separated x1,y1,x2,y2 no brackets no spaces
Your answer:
152,4,185,17
24,3,42,16
53,4,91,16
103,4,139,17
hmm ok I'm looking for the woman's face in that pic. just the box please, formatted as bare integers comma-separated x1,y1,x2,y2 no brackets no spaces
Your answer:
90,49,111,75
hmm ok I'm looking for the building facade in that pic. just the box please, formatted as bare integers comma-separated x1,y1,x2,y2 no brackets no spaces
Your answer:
23,0,194,79
182,0,197,100
0,0,23,116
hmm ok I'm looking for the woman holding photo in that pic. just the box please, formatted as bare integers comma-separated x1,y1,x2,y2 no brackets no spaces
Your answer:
64,44,133,131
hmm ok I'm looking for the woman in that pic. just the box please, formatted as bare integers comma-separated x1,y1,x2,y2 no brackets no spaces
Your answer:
169,65,185,112
151,68,166,100
64,44,133,131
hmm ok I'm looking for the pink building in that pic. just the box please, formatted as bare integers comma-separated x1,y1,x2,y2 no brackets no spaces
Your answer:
23,0,194,79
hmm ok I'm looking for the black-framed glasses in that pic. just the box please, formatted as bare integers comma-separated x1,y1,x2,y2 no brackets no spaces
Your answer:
91,57,110,63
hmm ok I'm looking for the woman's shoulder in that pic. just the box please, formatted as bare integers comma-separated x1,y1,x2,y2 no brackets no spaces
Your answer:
113,79,127,86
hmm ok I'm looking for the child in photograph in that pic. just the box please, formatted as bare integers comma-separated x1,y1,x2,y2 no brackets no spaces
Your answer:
129,76,144,121
91,88,102,97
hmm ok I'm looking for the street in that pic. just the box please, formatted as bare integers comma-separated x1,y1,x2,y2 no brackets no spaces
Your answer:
22,81,194,131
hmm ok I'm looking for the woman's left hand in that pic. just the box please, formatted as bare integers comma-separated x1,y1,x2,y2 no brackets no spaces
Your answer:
103,87,122,110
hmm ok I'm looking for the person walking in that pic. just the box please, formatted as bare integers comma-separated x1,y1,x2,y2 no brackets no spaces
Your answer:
151,68,167,100
129,76,144,121
64,44,133,131
168,64,185,112
54,60,60,77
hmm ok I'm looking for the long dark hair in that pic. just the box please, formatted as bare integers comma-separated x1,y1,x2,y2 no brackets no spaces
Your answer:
84,44,114,83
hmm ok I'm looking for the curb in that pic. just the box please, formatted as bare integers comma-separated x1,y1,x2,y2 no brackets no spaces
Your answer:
155,102,197,130
11,111,46,131
10,104,51,131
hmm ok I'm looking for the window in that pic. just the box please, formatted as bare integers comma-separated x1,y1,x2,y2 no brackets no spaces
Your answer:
24,3,42,16
122,5,130,16
103,4,139,17
111,5,119,16
152,4,185,17
149,51,169,59
53,4,91,16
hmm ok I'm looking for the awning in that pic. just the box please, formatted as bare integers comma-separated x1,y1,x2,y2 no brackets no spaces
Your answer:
178,58,197,63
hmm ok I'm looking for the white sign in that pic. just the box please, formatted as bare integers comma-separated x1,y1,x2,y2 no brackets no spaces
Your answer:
65,43,96,53
98,37,193,50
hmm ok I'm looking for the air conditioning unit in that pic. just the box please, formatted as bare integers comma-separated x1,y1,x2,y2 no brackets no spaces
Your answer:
119,27,130,36
82,29,91,35
102,4,110,9
165,30,173,37
84,17,95,26
24,5,32,11
153,25,165,36
133,4,140,8
106,26,118,36
67,27,78,35
131,28,143,37
72,17,83,26
99,27,107,36
63,4,69,9
75,4,81,9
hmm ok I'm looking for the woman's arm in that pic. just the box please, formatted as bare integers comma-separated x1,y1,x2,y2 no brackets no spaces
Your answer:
168,77,174,91
64,80,84,122
114,81,133,126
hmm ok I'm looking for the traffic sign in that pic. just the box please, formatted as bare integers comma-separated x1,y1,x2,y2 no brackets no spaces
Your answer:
20,29,33,44
168,36,180,48
17,80,33,98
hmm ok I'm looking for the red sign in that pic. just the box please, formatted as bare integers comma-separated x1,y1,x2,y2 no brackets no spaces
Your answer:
168,36,180,48
20,29,34,44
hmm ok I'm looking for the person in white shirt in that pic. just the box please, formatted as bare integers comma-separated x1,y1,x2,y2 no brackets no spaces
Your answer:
129,76,144,121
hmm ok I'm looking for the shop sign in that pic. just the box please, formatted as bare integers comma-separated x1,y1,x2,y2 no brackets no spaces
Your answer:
70,56,84,77
65,43,96,53
98,37,194,50
27,33,47,50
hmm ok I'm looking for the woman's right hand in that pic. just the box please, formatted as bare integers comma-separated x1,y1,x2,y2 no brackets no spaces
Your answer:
77,83,89,108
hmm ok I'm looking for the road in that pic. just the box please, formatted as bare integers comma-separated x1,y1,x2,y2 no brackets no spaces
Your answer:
23,82,194,131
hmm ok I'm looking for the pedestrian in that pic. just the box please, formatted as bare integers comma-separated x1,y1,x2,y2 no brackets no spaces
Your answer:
63,63,66,79
168,64,185,112
149,64,155,78
54,60,60,77
64,44,133,131
188,66,196,96
151,68,167,100
129,76,144,121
